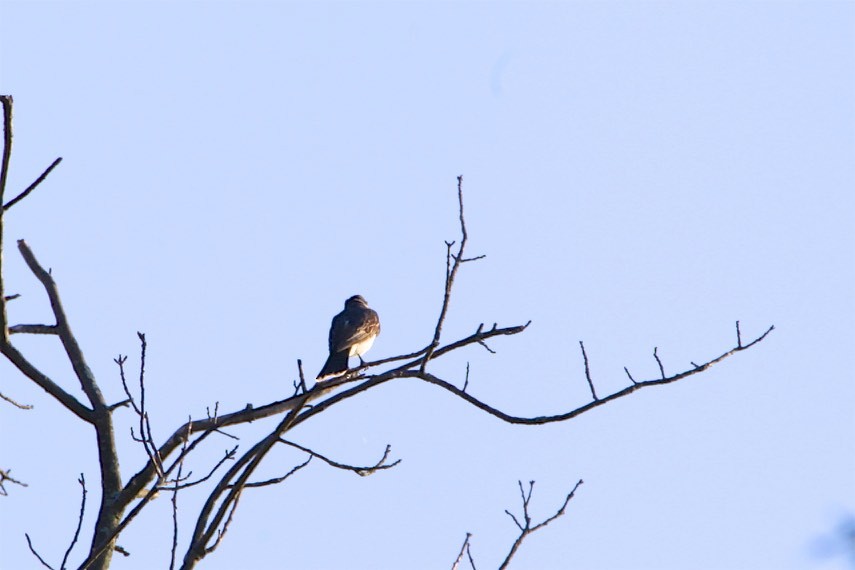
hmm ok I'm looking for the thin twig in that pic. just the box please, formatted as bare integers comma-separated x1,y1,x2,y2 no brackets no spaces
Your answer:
25,533,55,570
623,366,637,385
579,341,598,400
159,446,238,491
422,176,480,371
0,389,33,409
137,332,165,478
204,495,240,557
60,474,87,570
297,359,307,395
465,541,477,570
3,156,62,211
116,349,163,479
653,346,666,379
0,468,28,495
278,440,401,477
170,428,190,570
238,455,312,489
498,479,583,570
451,533,473,570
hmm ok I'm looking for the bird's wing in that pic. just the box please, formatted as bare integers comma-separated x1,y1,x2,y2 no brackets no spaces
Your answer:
329,308,379,352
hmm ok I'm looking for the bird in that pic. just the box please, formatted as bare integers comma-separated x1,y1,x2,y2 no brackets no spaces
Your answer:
316,295,380,381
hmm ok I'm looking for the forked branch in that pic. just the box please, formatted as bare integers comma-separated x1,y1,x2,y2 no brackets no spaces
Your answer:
499,479,583,569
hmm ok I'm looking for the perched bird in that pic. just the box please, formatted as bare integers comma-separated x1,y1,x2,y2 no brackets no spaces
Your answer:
317,295,380,381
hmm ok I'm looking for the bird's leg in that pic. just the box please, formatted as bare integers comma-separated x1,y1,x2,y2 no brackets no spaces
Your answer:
358,355,366,367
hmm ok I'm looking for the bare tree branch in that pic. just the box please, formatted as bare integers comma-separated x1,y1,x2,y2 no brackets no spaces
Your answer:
22,475,88,570
579,340,598,400
178,395,313,569
116,334,165,480
117,319,531,512
498,479,583,570
9,323,58,335
0,467,28,495
236,455,312,489
3,156,62,211
278,440,401,477
60,474,87,570
396,325,774,427
653,347,666,379
169,434,189,570
0,96,13,344
450,532,477,570
8,238,123,569
158,446,238,491
0,341,92,421
0,120,776,570
25,533,56,570
0,389,32,409
422,175,483,371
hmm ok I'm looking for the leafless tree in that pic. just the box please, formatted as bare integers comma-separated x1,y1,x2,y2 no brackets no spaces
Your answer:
0,96,774,570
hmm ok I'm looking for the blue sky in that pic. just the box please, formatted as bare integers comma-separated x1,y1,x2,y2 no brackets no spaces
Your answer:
1,2,853,569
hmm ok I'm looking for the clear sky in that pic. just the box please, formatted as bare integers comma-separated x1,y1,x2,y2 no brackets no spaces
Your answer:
1,2,853,569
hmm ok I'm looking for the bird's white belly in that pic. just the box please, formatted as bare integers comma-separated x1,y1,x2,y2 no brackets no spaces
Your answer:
349,335,375,357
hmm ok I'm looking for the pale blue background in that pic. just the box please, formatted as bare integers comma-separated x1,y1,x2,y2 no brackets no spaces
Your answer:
1,2,853,569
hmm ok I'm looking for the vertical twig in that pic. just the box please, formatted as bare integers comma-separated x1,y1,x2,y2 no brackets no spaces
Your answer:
60,474,87,569
170,430,190,570
579,341,598,400
653,347,666,379
422,176,468,371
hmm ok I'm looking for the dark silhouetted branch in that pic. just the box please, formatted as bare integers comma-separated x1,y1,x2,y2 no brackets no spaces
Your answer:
278,440,401,477
159,446,238,491
238,456,312,489
397,325,774,426
169,435,189,570
653,347,665,379
179,395,312,569
422,175,483,371
498,479,583,570
579,340,598,400
60,474,87,570
25,533,55,570
3,156,62,211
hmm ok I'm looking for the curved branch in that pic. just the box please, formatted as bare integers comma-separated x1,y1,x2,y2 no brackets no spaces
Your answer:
119,320,529,508
403,325,775,426
278,440,401,476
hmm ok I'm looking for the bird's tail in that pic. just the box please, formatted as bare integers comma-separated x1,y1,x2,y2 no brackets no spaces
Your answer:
316,350,349,381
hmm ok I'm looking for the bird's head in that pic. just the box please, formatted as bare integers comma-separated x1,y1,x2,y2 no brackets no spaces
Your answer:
345,295,368,308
